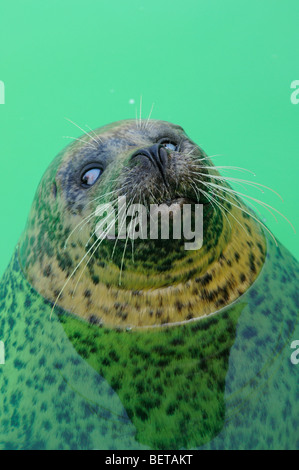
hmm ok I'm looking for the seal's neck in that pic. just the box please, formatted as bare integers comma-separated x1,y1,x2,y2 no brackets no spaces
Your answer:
19,196,266,328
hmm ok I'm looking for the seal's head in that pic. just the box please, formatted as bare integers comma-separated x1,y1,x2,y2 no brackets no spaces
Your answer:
19,119,266,327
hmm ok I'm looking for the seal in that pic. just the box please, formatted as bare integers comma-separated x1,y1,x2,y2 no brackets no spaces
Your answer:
0,119,298,450
19,119,267,327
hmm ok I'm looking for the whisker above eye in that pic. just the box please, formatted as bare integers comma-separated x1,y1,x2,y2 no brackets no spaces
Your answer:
208,166,256,176
62,136,97,150
64,117,100,147
85,124,103,144
145,102,155,130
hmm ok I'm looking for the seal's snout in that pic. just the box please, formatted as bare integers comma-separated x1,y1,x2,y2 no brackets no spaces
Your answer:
131,144,169,185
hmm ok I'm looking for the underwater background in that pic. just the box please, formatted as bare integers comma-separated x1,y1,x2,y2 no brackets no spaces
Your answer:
0,0,298,276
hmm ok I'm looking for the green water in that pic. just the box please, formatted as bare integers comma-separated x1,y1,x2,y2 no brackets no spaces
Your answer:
0,0,298,277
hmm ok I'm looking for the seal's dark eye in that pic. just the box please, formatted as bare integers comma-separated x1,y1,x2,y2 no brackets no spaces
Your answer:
81,165,102,187
164,142,177,151
158,138,178,151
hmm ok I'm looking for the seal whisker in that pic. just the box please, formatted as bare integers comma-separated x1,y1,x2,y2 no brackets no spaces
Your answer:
85,124,103,144
189,178,231,226
141,191,147,239
208,187,279,245
207,166,256,176
64,209,102,249
145,102,155,130
189,162,256,176
135,107,139,129
195,177,266,221
202,182,251,236
213,184,274,221
189,182,202,204
64,117,100,147
62,136,97,150
195,177,274,222
130,216,137,263
187,153,238,165
193,172,283,200
196,185,233,230
50,235,105,318
139,95,143,129
64,196,120,248
212,181,282,223
190,170,264,194
119,221,131,286
201,181,295,232
87,187,123,206
193,176,257,235
187,153,241,164
110,195,135,260
129,190,143,262
182,148,198,158
197,154,222,162
83,198,120,247
72,216,118,296
199,179,277,242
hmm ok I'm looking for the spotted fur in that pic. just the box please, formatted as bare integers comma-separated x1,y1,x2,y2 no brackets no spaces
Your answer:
0,235,298,449
0,120,298,450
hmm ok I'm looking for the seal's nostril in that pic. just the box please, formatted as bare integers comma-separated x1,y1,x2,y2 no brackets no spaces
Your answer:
131,144,168,169
130,144,169,187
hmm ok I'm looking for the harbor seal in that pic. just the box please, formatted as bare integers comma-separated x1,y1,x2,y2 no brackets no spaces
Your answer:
0,119,298,450
19,120,266,326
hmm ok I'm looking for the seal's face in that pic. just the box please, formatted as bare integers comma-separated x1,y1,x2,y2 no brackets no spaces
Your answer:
19,120,266,328
55,119,210,212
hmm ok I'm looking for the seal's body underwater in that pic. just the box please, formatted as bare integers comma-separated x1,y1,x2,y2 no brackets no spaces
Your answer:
0,119,298,450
